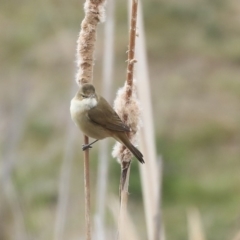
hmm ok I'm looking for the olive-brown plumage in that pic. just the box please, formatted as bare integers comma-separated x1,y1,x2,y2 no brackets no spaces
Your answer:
70,83,144,163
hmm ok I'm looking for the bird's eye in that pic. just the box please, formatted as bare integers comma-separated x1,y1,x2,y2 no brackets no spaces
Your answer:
81,94,87,98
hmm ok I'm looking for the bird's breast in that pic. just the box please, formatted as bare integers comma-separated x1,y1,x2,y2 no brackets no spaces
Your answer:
70,98,97,116
70,97,110,139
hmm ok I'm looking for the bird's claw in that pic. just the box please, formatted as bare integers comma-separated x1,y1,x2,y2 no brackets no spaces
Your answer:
82,144,93,151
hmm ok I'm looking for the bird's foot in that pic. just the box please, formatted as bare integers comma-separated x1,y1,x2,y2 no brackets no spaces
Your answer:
82,144,93,151
82,139,98,151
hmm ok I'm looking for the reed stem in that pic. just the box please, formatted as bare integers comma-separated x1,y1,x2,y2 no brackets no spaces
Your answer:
75,1,106,239
83,135,91,240
118,1,139,239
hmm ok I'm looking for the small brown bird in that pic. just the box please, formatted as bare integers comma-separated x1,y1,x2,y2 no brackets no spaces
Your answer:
70,83,144,164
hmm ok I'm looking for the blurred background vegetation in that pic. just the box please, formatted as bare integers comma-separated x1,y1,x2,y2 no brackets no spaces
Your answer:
1,0,240,239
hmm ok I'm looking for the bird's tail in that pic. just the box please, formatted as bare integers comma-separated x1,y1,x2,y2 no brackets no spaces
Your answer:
114,132,145,164
128,143,145,164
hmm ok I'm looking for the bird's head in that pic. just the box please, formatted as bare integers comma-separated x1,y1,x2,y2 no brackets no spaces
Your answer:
76,83,97,100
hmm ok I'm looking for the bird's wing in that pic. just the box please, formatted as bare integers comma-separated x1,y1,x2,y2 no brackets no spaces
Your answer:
87,96,130,132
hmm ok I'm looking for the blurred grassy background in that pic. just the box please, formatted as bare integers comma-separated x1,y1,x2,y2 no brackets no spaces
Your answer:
1,0,240,239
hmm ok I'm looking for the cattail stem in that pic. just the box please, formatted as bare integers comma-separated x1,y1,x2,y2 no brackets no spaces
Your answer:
126,0,138,98
75,1,106,239
119,0,138,194
83,135,91,240
118,162,131,240
118,0,139,239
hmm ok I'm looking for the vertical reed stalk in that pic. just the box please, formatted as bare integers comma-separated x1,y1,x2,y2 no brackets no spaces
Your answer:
75,1,106,239
109,195,140,240
118,162,131,240
126,0,138,93
83,135,91,239
116,0,139,239
120,0,138,187
54,84,76,240
1,81,28,240
133,0,162,239
187,207,206,240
